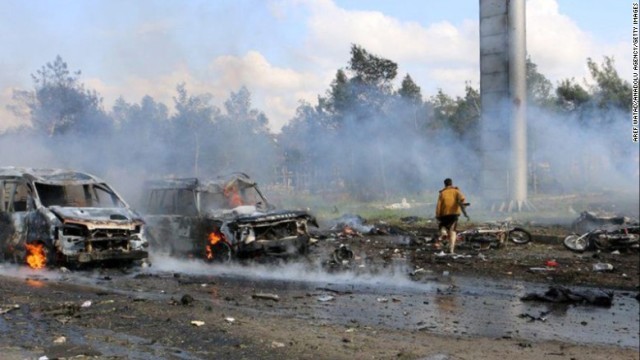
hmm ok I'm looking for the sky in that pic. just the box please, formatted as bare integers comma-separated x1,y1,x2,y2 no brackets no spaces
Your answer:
0,0,632,133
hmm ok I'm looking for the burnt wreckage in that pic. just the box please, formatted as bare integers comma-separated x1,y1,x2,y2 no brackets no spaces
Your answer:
0,167,149,268
142,173,318,261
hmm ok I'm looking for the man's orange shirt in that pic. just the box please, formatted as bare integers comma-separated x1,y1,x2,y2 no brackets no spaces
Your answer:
436,186,466,218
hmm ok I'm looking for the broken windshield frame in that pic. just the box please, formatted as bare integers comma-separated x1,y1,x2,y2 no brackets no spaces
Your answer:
35,182,125,208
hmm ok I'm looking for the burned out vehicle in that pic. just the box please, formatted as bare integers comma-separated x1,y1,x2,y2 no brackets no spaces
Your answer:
0,167,149,268
142,173,317,261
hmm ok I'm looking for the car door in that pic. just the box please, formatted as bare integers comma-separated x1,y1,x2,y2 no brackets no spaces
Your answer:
0,177,34,260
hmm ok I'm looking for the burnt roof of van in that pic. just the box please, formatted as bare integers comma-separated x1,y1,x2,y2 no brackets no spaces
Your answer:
0,167,103,184
144,173,256,191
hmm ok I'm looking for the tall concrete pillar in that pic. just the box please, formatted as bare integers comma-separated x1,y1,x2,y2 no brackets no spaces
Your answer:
479,0,531,211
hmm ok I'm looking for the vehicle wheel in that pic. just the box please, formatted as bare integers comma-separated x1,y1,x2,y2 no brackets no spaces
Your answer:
563,234,589,252
592,235,609,250
206,241,232,263
508,228,532,244
44,244,60,268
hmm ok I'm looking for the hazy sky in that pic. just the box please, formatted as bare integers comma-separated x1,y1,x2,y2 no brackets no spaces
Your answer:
0,0,631,132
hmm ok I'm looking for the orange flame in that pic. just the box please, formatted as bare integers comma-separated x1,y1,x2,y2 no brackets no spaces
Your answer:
25,243,46,269
206,232,223,260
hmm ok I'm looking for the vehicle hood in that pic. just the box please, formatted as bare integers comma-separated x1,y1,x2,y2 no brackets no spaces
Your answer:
228,209,318,227
48,206,144,230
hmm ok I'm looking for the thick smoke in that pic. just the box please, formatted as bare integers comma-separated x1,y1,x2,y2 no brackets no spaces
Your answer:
0,72,637,218
528,106,639,200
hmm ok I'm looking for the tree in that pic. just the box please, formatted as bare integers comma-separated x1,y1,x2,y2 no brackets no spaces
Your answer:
555,78,591,112
11,55,110,136
427,85,479,138
323,69,351,116
348,44,398,87
526,56,554,108
170,83,218,176
112,96,170,174
398,74,422,104
214,87,278,181
586,56,631,110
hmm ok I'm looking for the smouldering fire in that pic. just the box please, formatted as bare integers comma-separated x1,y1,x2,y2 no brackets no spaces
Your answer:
25,243,47,269
206,232,224,260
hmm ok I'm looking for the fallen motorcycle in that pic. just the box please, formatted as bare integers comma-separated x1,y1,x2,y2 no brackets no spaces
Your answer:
571,210,637,233
443,220,532,250
563,223,639,253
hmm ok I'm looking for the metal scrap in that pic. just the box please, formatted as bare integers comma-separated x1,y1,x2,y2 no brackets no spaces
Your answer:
252,293,280,302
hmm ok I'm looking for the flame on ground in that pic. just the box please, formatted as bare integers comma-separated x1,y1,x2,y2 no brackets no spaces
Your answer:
25,243,47,269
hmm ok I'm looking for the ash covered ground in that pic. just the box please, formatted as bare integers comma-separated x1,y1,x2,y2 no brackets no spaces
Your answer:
0,218,638,360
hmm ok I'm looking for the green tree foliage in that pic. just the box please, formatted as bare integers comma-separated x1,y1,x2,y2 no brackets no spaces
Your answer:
324,69,351,116
112,95,170,173
11,55,111,136
428,85,480,138
348,44,398,87
398,74,422,105
170,83,219,176
526,56,554,108
586,56,631,110
554,57,629,126
555,78,591,112
214,86,278,181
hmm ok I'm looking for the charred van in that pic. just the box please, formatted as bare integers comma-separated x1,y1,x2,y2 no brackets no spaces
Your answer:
142,173,317,261
0,167,149,268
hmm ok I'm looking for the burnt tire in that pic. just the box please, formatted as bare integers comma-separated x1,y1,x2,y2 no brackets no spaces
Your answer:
508,228,531,244
206,241,232,263
563,234,589,252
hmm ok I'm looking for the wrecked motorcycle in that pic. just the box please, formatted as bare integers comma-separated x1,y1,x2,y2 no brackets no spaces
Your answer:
571,210,637,233
563,223,640,253
443,220,532,250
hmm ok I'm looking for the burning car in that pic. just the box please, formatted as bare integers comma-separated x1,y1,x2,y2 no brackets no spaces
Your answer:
0,167,149,268
141,173,317,261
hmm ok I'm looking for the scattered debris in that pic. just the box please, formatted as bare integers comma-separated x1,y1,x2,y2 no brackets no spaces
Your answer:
0,304,20,315
332,244,354,264
252,293,280,302
315,287,352,295
521,286,613,307
190,320,205,327
545,260,558,268
518,310,551,322
384,198,411,209
53,336,67,344
592,263,614,272
180,294,195,306
271,341,285,348
80,300,92,308
224,317,236,324
317,295,335,302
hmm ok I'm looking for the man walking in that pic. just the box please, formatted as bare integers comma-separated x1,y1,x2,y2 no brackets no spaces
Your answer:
434,178,468,254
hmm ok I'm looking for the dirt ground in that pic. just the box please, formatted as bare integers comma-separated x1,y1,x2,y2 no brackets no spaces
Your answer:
337,223,640,291
0,222,638,360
